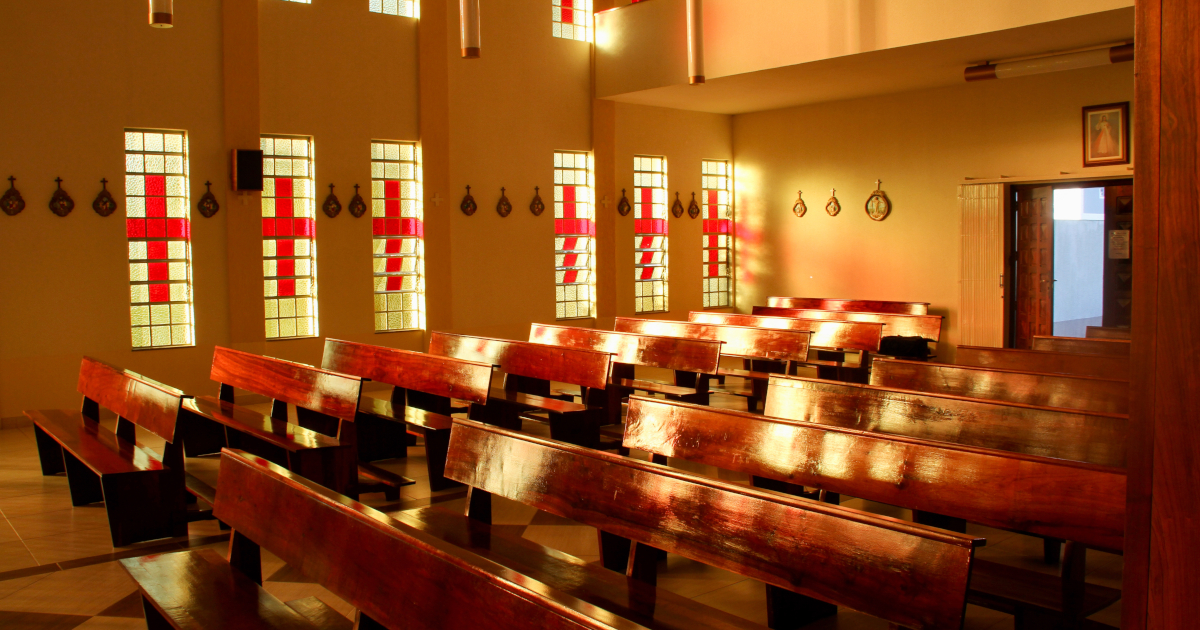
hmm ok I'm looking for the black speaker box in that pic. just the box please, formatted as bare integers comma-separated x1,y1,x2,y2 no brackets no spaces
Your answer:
231,149,264,191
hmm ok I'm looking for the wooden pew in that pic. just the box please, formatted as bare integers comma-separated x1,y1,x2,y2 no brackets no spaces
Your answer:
623,396,1125,629
765,374,1128,468
956,345,1130,379
179,347,382,499
1032,335,1131,357
870,357,1130,415
613,317,811,411
122,449,642,630
413,418,978,630
321,339,494,491
766,296,930,315
1086,326,1131,340
26,357,188,546
529,323,722,421
429,332,613,448
752,305,942,358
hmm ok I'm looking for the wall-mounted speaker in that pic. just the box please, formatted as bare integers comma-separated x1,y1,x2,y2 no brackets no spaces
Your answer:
231,149,264,191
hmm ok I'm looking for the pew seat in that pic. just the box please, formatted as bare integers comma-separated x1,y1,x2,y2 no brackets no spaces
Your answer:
969,559,1122,623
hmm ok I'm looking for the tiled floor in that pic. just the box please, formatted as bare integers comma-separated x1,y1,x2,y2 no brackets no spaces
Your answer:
0,382,1123,629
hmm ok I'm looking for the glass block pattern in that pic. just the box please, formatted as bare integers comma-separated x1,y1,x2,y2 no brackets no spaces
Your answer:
371,141,425,332
634,155,668,313
261,135,318,340
554,151,595,320
552,0,593,42
701,160,732,308
368,0,415,17
125,129,194,349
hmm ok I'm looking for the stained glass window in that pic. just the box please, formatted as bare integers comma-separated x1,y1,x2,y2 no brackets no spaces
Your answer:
369,0,415,17
261,135,318,340
552,0,593,42
554,151,595,319
280,0,310,3
125,129,194,349
634,155,668,313
371,141,425,332
701,160,732,308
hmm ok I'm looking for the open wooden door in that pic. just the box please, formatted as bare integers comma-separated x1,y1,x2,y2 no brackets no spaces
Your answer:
1015,186,1053,348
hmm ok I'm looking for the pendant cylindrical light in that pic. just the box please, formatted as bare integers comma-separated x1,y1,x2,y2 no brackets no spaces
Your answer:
149,0,173,28
965,43,1133,81
460,0,481,59
686,0,705,84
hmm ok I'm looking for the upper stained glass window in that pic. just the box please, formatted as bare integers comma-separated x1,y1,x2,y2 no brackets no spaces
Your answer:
552,0,593,42
125,129,195,349
554,151,595,319
261,135,319,340
633,155,668,313
371,141,425,332
369,0,415,17
701,160,732,308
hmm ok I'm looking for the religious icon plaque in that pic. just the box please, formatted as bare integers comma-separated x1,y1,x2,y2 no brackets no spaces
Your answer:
865,180,891,221
671,192,685,218
497,187,512,218
460,185,478,216
198,181,220,218
792,190,807,217
92,179,118,217
321,183,342,218
617,189,632,217
825,189,841,217
687,192,700,219
530,186,545,216
348,184,367,218
1,177,25,216
49,178,75,217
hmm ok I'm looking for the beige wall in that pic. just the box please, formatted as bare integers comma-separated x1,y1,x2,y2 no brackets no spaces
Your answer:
732,62,1134,359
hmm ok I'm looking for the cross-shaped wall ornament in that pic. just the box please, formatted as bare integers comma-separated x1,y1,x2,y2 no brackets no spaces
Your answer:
431,193,444,206
601,195,610,208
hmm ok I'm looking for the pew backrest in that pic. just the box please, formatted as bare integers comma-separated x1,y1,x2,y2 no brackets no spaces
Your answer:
528,324,721,374
78,357,186,443
321,339,492,405
766,296,929,315
444,418,977,630
613,317,811,362
955,346,1129,379
869,358,1129,415
211,347,362,421
429,332,611,391
623,396,1125,552
1086,326,1131,340
1032,335,1131,357
689,312,883,353
752,306,943,342
212,449,635,630
765,375,1128,467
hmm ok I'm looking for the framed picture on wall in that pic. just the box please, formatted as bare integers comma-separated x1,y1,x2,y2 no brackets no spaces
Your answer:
1082,102,1130,167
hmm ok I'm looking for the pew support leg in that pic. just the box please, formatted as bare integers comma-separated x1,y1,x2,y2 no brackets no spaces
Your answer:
179,411,228,458
62,451,103,507
227,530,263,585
141,595,175,630
765,585,838,629
626,541,661,586
102,471,188,547
355,611,389,630
1044,538,1064,564
912,510,968,533
33,426,66,476
423,429,459,493
465,487,492,524
547,410,602,449
598,529,633,574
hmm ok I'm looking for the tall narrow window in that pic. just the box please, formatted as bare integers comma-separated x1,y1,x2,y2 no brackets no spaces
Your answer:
552,0,593,42
371,141,425,332
369,0,415,17
701,160,732,308
125,129,194,349
634,155,668,313
554,151,595,319
261,135,318,340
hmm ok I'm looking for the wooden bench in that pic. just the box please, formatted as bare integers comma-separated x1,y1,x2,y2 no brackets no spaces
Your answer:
122,449,637,630
766,296,930,315
26,357,189,547
623,396,1125,629
412,418,978,630
614,317,811,411
1032,335,1132,356
765,374,1128,468
753,305,942,358
178,347,378,499
956,345,1130,379
870,357,1130,415
1086,326,1131,340
321,338,493,491
429,332,613,448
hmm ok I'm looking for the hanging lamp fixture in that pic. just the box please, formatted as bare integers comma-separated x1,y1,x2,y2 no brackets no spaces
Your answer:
686,0,705,84
460,0,481,58
149,0,173,28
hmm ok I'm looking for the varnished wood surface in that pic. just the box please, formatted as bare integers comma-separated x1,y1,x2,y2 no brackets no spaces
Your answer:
285,596,353,630
322,339,492,405
358,397,454,431
751,306,943,342
1031,335,1132,357
183,397,343,451
1086,326,1132,340
765,375,1128,467
765,296,930,315
26,409,165,474
213,449,651,630
529,324,721,374
211,347,362,421
444,419,977,630
955,346,1129,379
615,378,696,398
688,312,883,352
613,318,811,362
77,356,185,443
487,389,588,414
869,358,1130,415
430,332,612,390
623,396,1126,552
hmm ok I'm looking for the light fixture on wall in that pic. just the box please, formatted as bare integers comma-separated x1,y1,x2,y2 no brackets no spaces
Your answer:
686,0,705,84
460,0,481,58
149,0,173,28
965,43,1133,81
